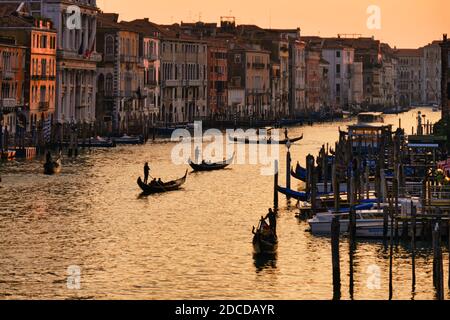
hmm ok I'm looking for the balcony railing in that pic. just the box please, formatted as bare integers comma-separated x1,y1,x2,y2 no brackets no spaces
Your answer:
0,98,16,108
252,63,265,69
38,101,49,112
2,70,14,80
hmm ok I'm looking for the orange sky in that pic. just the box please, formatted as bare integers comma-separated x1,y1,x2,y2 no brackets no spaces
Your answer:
98,0,449,48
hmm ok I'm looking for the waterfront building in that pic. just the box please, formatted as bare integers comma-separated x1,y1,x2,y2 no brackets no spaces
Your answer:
395,48,424,107
0,7,57,134
305,45,321,114
321,43,360,111
289,39,306,118
319,57,331,110
158,30,208,124
228,43,270,120
422,41,441,106
441,34,450,117
96,13,145,134
0,36,26,135
0,0,102,138
206,40,228,119
118,18,161,131
380,43,398,108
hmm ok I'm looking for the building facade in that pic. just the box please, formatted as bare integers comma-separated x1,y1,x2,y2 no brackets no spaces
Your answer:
0,37,26,135
207,40,228,119
289,39,306,117
423,41,441,106
0,11,57,135
396,48,424,106
96,13,147,134
441,34,450,118
228,44,270,120
159,36,208,124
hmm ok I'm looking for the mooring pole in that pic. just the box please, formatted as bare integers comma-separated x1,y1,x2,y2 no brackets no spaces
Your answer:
286,142,291,199
274,160,279,211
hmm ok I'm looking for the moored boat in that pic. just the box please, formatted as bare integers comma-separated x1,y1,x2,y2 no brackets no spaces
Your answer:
113,134,144,145
291,162,307,181
137,170,188,194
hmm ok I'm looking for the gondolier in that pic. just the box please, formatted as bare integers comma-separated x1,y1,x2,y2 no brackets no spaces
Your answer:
265,208,277,236
144,162,150,184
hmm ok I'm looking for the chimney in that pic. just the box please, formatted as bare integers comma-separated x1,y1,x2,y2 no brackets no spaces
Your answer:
444,34,448,42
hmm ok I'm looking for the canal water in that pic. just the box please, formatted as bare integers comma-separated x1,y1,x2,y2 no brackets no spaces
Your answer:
0,107,447,300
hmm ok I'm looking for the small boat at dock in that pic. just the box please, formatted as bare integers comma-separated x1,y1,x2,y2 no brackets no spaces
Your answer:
137,170,188,194
291,162,307,181
113,134,144,145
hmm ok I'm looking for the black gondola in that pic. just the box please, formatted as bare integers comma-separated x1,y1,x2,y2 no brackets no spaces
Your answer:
252,219,278,254
228,134,303,145
137,170,188,194
290,161,307,181
188,153,235,172
44,158,62,175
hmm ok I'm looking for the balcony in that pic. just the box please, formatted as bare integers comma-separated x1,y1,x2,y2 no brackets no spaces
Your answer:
0,98,17,112
39,101,49,112
2,70,14,80
252,63,265,69
57,50,102,63
120,55,139,63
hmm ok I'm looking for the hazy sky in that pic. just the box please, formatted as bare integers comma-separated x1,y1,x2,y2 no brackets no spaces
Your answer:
98,0,449,48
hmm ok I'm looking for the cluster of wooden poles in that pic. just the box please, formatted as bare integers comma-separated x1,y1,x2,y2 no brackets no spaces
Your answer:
272,122,450,299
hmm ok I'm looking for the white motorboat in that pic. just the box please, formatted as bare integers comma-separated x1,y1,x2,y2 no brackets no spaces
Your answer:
308,209,384,236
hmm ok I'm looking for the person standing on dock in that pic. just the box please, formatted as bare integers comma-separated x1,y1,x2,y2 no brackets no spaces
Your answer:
265,208,277,236
144,162,150,184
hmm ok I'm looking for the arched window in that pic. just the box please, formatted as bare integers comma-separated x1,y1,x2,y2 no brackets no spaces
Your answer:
105,35,114,61
105,73,113,96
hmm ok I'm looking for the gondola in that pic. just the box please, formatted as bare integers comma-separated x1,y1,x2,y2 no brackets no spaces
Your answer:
252,218,278,254
291,162,307,181
43,158,62,175
228,134,303,145
277,186,309,201
188,153,235,172
137,170,188,194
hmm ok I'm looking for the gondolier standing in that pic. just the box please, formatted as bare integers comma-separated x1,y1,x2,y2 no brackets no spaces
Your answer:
265,208,277,236
144,162,150,184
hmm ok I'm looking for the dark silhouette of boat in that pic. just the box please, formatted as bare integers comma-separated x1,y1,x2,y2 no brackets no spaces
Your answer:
137,170,188,194
252,218,278,254
228,134,303,145
44,158,62,175
291,161,307,181
188,153,235,172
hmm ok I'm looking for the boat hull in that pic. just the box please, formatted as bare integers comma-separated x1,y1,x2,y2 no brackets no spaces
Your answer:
43,160,62,175
252,234,278,254
137,170,188,194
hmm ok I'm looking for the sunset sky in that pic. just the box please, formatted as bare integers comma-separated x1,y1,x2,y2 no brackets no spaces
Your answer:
97,0,449,48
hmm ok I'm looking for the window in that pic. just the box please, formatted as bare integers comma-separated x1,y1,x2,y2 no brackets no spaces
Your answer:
41,35,47,48
105,73,113,96
336,84,341,96
336,51,340,58
336,64,341,75
234,54,241,64
105,36,114,61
